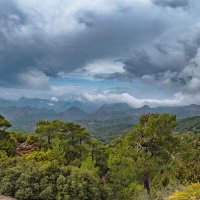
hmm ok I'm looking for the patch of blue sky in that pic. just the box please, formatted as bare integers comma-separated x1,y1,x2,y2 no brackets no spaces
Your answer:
50,75,139,89
49,73,169,99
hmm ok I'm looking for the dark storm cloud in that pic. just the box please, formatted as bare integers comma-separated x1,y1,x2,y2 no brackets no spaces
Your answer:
1,0,200,97
119,28,200,92
95,19,200,95
153,0,188,8
0,0,174,88
0,0,26,25
0,0,29,86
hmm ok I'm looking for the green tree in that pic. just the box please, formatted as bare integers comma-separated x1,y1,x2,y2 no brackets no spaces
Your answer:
173,132,200,183
0,115,16,156
52,138,65,163
0,115,11,131
35,120,63,144
0,115,11,140
127,113,177,194
60,122,91,164
107,113,178,199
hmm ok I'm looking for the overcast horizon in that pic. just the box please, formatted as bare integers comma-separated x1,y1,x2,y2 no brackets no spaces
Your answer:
1,0,200,107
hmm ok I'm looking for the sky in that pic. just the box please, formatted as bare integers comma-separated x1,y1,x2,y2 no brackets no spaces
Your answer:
1,0,200,107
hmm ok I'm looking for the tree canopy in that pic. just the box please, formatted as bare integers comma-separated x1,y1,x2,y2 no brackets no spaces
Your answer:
0,114,199,200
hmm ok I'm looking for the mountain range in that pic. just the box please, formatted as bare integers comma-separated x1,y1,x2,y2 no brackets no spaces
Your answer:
0,97,100,113
1,98,200,140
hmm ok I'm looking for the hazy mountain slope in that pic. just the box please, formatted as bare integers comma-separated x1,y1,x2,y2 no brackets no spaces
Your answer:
127,104,200,118
0,107,57,131
0,97,100,113
1,100,200,140
96,103,132,112
59,107,90,121
176,116,200,132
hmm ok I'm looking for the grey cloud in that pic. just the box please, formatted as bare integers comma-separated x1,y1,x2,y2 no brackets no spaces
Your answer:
94,71,136,82
77,11,96,28
103,23,200,94
0,0,27,27
1,0,200,103
0,0,173,88
178,49,200,93
90,23,200,95
153,0,188,8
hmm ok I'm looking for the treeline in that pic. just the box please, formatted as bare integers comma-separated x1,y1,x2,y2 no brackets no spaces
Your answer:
0,114,199,200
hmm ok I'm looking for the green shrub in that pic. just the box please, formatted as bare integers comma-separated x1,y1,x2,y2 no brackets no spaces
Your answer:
166,184,200,200
0,139,16,156
25,134,40,145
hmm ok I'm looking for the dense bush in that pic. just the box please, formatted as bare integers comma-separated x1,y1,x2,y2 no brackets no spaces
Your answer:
0,139,16,156
166,184,200,200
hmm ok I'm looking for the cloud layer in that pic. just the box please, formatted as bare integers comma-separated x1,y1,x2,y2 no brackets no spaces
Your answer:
1,0,200,106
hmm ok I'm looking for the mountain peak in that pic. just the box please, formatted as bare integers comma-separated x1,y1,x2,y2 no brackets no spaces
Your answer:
18,97,27,101
66,106,85,112
98,103,132,112
141,105,150,109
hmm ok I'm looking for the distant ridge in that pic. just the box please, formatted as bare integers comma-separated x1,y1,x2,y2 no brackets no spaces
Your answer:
0,97,100,113
96,103,132,112
1,99,200,139
59,107,90,121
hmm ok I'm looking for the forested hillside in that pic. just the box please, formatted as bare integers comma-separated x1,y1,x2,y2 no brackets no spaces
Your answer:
0,113,199,200
176,116,200,133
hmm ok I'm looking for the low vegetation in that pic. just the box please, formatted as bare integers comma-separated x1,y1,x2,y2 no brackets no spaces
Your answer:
0,113,199,199
166,184,200,200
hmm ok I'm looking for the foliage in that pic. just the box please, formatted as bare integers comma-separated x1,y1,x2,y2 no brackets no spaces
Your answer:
0,139,16,156
10,132,27,144
0,115,11,132
0,115,16,156
0,114,199,200
166,184,200,200
57,168,106,200
90,123,133,141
